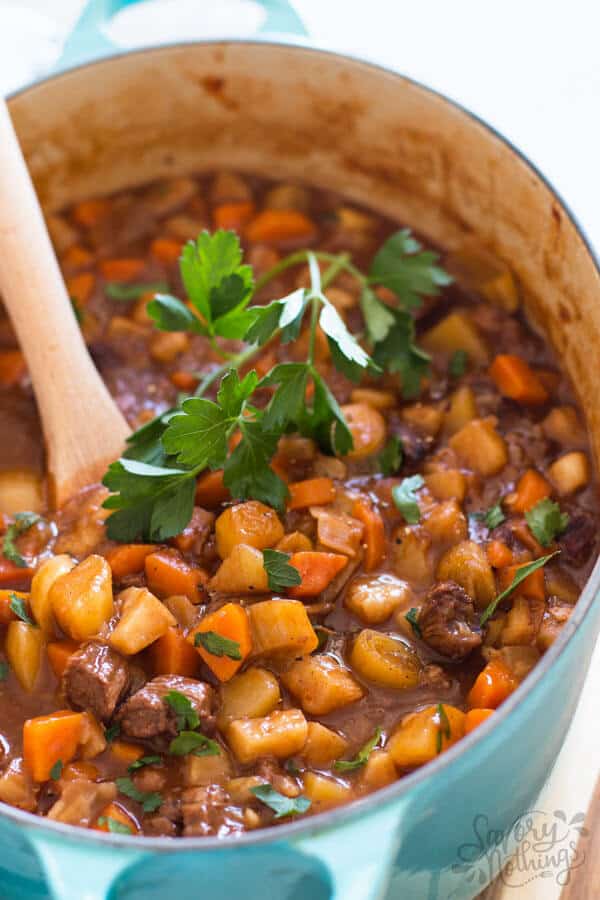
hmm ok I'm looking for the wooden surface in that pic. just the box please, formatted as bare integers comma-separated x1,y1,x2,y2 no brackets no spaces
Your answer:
0,99,129,507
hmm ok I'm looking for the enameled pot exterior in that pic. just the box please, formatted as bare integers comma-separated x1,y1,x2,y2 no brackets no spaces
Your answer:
2,38,600,900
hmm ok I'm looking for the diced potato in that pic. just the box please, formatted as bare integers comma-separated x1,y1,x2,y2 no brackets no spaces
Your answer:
387,704,465,768
6,621,44,691
30,555,76,634
209,543,269,595
0,758,37,811
541,406,586,447
356,750,397,792
345,573,411,625
264,183,310,211
336,206,376,232
182,751,232,787
227,775,265,804
537,604,572,651
444,386,478,435
425,469,466,502
302,772,352,811
437,540,496,609
276,531,313,554
314,509,364,557
79,712,107,760
447,244,519,312
402,403,443,436
109,587,176,655
392,525,433,584
248,599,318,659
217,667,281,730
449,418,508,475
422,312,489,365
424,500,467,545
281,655,364,715
210,171,251,204
0,469,44,515
350,388,396,410
547,452,589,495
164,594,198,629
49,555,114,640
500,596,542,646
215,501,284,559
545,569,579,605
350,630,421,689
301,722,348,767
47,780,116,826
340,404,386,459
149,331,189,363
226,708,307,765
497,645,541,680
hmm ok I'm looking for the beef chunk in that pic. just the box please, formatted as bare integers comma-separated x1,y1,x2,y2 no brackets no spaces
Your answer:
559,512,597,566
63,642,132,722
181,785,244,837
418,581,482,660
117,675,215,746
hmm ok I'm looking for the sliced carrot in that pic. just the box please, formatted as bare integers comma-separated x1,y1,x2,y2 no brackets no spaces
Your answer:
105,544,158,579
352,498,385,571
195,470,230,508
66,272,95,304
94,801,139,835
0,350,26,387
100,258,145,282
467,659,517,710
508,469,552,513
465,708,495,733
0,588,28,625
23,710,85,781
61,245,94,270
245,209,316,244
489,354,549,405
110,741,145,766
47,640,80,679
170,371,199,391
288,477,336,510
511,520,545,556
72,198,111,228
150,237,182,265
148,625,199,678
486,540,514,569
213,201,256,233
288,551,348,598
499,562,546,602
144,549,206,603
0,557,34,590
189,602,251,682
62,760,99,781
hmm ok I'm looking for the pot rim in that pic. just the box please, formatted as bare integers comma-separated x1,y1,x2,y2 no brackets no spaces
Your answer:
4,35,600,852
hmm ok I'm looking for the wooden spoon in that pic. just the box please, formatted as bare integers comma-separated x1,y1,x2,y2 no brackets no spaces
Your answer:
0,99,130,507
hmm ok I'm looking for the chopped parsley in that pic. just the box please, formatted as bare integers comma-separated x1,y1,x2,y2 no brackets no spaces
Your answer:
480,552,559,625
106,280,168,301
436,704,452,754
334,727,383,772
115,776,162,814
128,755,162,774
262,549,302,592
392,475,425,524
164,690,200,732
3,512,41,567
97,816,132,835
378,436,403,476
49,760,63,781
250,784,311,819
484,503,506,530
104,723,120,743
405,607,422,638
0,660,8,681
525,499,569,547
194,631,242,660
9,593,35,626
449,349,468,378
169,730,220,758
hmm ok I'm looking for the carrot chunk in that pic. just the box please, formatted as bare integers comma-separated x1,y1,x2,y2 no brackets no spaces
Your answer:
352,498,385,571
94,801,139,835
170,371,199,392
213,201,256,233
66,272,95,304
105,544,158,579
508,469,552,513
0,589,29,625
100,258,145,282
464,708,495,733
72,198,111,228
498,562,546,602
23,710,85,781
0,350,26,387
486,540,514,568
467,659,517,709
0,557,34,590
245,209,316,244
195,470,230,508
144,549,206,603
189,603,251,682
287,552,348,597
287,477,336,510
148,626,199,678
150,237,182,265
47,640,80,679
61,245,94,270
110,741,145,766
489,355,549,405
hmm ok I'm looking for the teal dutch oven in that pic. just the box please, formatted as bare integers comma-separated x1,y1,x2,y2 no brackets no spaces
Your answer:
2,1,600,898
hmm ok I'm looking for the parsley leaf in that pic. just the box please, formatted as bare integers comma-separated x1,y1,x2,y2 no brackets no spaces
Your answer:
245,288,307,346
3,512,41,567
147,294,205,333
169,731,220,757
115,776,162,813
97,816,132,835
164,690,200,732
0,660,8,681
369,229,452,310
378,436,403,476
250,784,311,819
525,499,569,547
366,302,430,399
162,397,231,469
194,631,242,660
262,549,302,592
223,419,288,512
259,363,310,432
480,552,559,625
128,755,162,774
9,593,35,626
484,503,505,530
359,286,396,343
392,475,424,524
436,703,452,754
106,280,168,301
449,349,468,378
308,370,354,456
104,723,120,743
334,727,382,772
405,607,422,638
49,759,63,781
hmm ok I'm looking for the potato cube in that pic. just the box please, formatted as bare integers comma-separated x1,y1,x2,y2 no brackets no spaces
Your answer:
392,525,432,584
5,621,44,691
209,544,269,595
449,417,508,475
50,555,114,640
387,704,465,768
424,469,466,502
215,501,284,558
281,655,364,715
541,406,586,447
356,750,397,792
109,587,176,655
182,751,232,787
226,708,307,764
0,469,44,515
345,573,411,625
424,500,467,545
350,630,421,690
248,599,318,659
0,758,36,811
301,722,348,767
402,403,443,436
547,452,589,495
444,386,478,435
302,772,352,811
217,667,281,731
437,540,495,609
30,555,75,634
79,712,107,760
422,311,489,365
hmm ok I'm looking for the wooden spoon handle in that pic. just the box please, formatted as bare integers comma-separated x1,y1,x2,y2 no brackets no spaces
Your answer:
0,99,130,507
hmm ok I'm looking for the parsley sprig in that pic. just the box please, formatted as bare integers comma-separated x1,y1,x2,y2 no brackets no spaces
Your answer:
334,727,383,772
250,783,311,819
3,512,41,567
480,552,558,625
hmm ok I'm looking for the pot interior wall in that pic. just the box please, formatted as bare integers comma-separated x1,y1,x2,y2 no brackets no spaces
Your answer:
9,42,600,459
